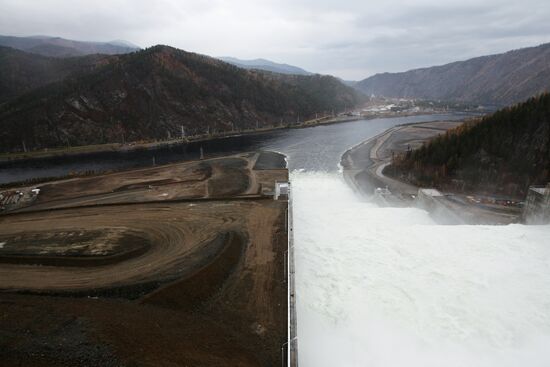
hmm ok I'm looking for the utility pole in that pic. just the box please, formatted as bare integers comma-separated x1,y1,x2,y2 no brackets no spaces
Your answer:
152,156,156,166
181,125,185,139
22,140,27,153
200,146,204,160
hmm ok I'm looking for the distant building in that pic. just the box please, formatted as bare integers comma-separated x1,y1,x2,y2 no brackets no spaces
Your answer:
523,184,550,224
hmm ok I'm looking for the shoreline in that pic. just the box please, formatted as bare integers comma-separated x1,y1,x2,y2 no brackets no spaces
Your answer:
0,110,476,163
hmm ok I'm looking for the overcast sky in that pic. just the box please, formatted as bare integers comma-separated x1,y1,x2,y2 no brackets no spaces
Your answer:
1,0,550,79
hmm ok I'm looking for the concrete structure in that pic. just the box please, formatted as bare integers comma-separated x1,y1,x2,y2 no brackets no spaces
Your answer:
284,181,298,367
522,184,550,224
275,181,289,201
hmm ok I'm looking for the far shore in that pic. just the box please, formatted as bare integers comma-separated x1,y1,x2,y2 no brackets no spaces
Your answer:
0,110,471,163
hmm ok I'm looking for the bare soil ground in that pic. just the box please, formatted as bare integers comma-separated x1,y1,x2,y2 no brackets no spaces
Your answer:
0,152,288,366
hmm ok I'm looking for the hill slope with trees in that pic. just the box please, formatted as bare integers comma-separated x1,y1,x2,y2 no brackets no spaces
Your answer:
355,43,550,106
0,46,113,104
385,94,550,197
0,45,364,153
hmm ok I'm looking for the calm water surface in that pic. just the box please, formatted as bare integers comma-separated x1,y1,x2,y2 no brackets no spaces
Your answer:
0,114,464,184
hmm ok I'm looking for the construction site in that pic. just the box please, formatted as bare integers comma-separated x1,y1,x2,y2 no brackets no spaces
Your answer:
0,151,292,367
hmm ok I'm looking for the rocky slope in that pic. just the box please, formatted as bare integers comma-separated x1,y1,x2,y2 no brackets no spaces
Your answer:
356,43,550,106
0,45,363,153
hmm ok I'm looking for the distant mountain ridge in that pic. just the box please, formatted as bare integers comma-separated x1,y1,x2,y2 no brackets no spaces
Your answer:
0,46,112,103
0,45,363,153
355,43,550,106
218,56,312,75
0,35,139,58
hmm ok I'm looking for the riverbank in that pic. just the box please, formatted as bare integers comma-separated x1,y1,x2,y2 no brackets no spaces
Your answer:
0,115,357,162
0,110,470,163
341,121,521,224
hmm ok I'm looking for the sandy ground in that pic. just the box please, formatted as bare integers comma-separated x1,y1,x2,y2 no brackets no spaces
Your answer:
0,152,288,366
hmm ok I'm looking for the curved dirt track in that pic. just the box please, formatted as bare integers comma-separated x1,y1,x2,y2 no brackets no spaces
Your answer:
0,152,289,367
0,201,251,293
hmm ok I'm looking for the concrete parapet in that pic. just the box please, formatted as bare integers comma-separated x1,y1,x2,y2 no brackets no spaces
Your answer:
522,184,550,224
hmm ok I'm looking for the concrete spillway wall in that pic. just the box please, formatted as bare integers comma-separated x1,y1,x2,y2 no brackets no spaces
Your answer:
287,182,298,367
280,180,298,367
522,185,550,224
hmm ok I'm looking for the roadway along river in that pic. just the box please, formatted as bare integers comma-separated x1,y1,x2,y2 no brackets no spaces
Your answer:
3,114,549,366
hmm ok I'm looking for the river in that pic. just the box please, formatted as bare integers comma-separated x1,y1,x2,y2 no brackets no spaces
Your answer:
0,114,461,184
2,114,549,366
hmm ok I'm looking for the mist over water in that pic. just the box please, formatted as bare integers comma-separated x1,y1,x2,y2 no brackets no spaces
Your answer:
292,171,550,367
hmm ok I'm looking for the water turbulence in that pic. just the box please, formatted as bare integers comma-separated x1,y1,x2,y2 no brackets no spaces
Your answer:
292,171,550,367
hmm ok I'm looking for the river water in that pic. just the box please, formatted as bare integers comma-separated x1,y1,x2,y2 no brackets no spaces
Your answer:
2,114,549,366
0,114,460,184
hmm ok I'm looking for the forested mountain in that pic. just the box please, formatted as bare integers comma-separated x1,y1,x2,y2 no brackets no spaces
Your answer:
0,46,113,104
0,45,363,153
355,43,550,106
0,35,139,57
386,94,550,197
218,57,312,75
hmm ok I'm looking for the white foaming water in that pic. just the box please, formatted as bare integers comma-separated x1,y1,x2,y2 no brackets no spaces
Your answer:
293,171,550,367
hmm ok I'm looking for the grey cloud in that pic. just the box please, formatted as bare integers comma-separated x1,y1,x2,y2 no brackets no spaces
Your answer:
0,0,549,80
